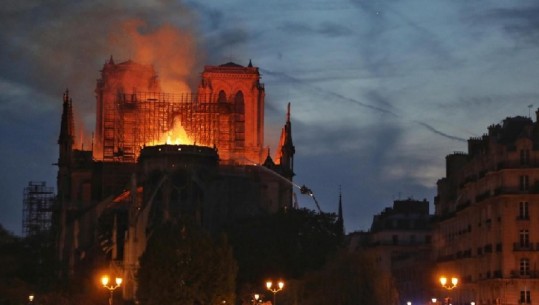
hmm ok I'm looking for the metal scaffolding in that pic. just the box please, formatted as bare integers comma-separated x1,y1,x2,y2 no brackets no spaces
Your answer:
22,181,55,237
103,92,236,162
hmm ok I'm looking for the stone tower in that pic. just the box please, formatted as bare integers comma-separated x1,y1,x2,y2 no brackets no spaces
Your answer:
198,61,266,164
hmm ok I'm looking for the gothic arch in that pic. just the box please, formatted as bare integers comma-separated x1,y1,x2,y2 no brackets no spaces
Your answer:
217,90,227,103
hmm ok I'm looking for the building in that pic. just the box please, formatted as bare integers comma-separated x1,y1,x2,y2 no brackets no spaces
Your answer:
349,198,434,304
94,58,266,164
434,115,539,305
55,59,296,299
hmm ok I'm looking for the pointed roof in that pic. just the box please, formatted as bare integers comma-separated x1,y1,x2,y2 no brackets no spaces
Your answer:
275,103,295,163
58,89,74,145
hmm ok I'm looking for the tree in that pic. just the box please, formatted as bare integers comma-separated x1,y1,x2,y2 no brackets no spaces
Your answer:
136,219,237,305
226,208,343,285
301,250,399,305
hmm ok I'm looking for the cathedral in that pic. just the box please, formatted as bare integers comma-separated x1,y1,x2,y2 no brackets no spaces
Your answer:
56,58,296,299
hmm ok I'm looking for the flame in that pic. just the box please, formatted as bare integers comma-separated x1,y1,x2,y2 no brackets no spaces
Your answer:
147,117,192,146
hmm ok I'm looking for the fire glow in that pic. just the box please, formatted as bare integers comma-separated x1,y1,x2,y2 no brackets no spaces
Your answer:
147,118,193,146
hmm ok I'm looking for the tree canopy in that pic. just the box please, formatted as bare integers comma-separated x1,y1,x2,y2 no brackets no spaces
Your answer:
137,219,237,305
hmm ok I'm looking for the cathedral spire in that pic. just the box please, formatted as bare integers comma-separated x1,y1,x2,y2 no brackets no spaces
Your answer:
59,89,74,144
336,186,344,236
276,103,295,180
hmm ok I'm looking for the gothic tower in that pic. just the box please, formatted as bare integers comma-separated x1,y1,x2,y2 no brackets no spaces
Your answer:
198,61,266,164
56,89,74,273
94,57,161,161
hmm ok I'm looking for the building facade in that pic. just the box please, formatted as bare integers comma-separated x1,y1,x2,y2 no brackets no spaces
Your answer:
94,58,266,164
56,59,295,299
348,198,434,304
434,115,539,305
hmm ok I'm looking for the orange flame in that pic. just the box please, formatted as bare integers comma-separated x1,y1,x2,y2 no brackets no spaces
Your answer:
147,117,193,146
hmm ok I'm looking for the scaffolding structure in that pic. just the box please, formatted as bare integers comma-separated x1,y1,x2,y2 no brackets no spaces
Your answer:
103,92,238,162
22,181,55,237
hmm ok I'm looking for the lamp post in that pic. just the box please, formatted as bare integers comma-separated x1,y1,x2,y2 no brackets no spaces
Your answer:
439,277,458,290
431,297,437,304
28,294,34,305
252,293,261,305
266,280,284,305
101,275,123,305
439,276,458,305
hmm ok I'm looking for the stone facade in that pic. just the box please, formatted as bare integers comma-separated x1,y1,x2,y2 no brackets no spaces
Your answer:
434,115,539,305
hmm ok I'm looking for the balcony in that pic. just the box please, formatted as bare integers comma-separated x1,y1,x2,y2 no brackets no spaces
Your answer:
510,270,539,278
513,242,538,251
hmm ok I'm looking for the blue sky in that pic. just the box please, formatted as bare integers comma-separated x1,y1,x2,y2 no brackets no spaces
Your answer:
1,0,539,235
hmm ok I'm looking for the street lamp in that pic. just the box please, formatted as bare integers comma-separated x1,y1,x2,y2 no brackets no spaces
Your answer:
439,276,458,290
431,298,437,304
266,280,284,305
439,276,458,305
28,295,34,305
252,293,261,305
101,275,123,305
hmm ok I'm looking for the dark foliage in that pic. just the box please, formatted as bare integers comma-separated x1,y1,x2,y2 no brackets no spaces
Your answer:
136,219,237,305
301,251,399,305
225,208,343,286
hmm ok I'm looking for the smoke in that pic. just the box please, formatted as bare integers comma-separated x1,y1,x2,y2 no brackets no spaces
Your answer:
110,18,200,93
0,1,205,147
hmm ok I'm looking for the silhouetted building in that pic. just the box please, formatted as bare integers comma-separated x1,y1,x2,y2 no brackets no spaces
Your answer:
349,198,434,304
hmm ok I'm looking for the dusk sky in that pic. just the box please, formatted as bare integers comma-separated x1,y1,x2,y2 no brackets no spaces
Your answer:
2,1,539,235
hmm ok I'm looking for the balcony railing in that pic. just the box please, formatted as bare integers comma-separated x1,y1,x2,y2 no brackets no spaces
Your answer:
513,242,539,251
510,270,539,278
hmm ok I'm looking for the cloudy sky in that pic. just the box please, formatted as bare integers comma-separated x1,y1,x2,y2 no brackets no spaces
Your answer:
1,0,539,235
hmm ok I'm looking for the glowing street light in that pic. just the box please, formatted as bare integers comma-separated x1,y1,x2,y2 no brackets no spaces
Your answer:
439,276,458,290
266,280,284,305
431,298,437,304
252,293,261,305
439,276,458,305
101,275,123,305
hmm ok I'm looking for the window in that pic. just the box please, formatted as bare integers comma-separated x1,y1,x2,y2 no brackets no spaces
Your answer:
520,258,530,276
520,201,529,220
520,175,529,191
217,90,227,103
521,149,530,165
520,230,530,247
520,290,531,303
